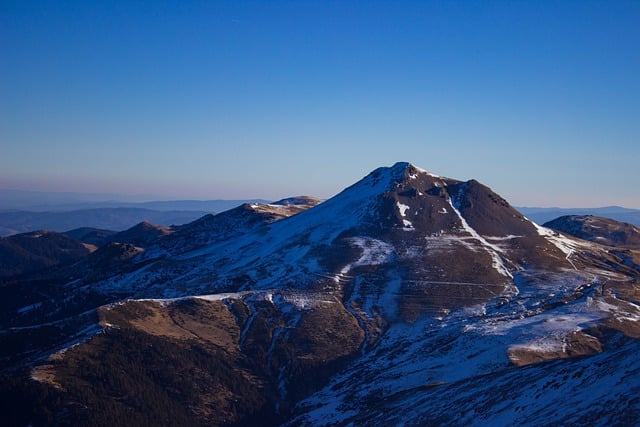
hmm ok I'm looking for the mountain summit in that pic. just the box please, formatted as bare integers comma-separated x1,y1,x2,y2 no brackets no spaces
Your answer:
2,163,639,426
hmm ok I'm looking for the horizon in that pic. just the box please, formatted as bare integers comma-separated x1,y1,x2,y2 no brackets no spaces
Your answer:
2,1,639,208
2,175,640,211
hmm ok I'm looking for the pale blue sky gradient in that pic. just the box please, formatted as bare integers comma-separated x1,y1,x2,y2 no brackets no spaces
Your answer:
1,1,639,207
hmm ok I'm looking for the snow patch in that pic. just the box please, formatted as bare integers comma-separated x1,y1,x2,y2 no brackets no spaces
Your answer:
283,293,315,310
412,164,440,178
529,219,583,255
340,237,395,276
17,302,43,314
397,201,410,217
195,292,250,302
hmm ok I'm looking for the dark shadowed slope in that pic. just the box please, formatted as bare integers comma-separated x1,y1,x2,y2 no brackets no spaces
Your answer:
63,227,116,247
0,231,91,278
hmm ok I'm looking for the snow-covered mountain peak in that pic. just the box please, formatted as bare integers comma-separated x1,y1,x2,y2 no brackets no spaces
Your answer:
389,161,441,179
356,162,445,190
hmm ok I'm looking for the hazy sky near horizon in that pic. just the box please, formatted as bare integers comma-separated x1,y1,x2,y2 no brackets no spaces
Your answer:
1,1,639,207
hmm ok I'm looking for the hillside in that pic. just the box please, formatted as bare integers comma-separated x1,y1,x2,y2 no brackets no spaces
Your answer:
518,206,640,227
544,215,640,249
0,231,91,279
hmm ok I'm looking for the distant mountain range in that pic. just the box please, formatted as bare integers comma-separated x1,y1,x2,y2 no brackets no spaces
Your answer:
1,163,638,426
0,190,274,236
0,208,208,236
1,190,638,238
0,201,274,237
0,189,270,212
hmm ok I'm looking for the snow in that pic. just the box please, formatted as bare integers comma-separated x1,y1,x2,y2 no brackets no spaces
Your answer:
195,292,249,302
17,302,43,314
447,196,513,278
485,234,522,241
598,294,640,322
129,292,251,308
526,218,605,272
396,201,410,217
427,233,490,254
340,237,395,276
530,219,584,255
411,163,441,178
283,293,316,310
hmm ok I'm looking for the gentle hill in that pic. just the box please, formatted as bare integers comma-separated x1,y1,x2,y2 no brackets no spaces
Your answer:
518,206,640,226
63,227,117,247
107,221,173,247
0,230,90,278
544,215,640,249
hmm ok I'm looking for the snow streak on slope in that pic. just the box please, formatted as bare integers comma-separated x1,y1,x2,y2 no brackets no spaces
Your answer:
339,237,395,276
448,196,513,278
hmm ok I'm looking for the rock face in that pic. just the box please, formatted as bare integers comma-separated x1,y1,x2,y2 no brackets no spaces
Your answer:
544,214,640,249
1,162,639,426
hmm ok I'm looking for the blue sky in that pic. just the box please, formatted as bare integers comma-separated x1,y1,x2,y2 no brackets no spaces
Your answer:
1,0,639,207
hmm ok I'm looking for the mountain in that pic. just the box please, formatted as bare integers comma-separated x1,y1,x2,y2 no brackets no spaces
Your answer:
107,221,173,247
518,206,640,227
157,196,323,255
1,162,639,426
544,215,640,249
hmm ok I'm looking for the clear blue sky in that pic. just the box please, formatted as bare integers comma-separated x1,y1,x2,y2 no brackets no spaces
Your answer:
1,0,639,207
